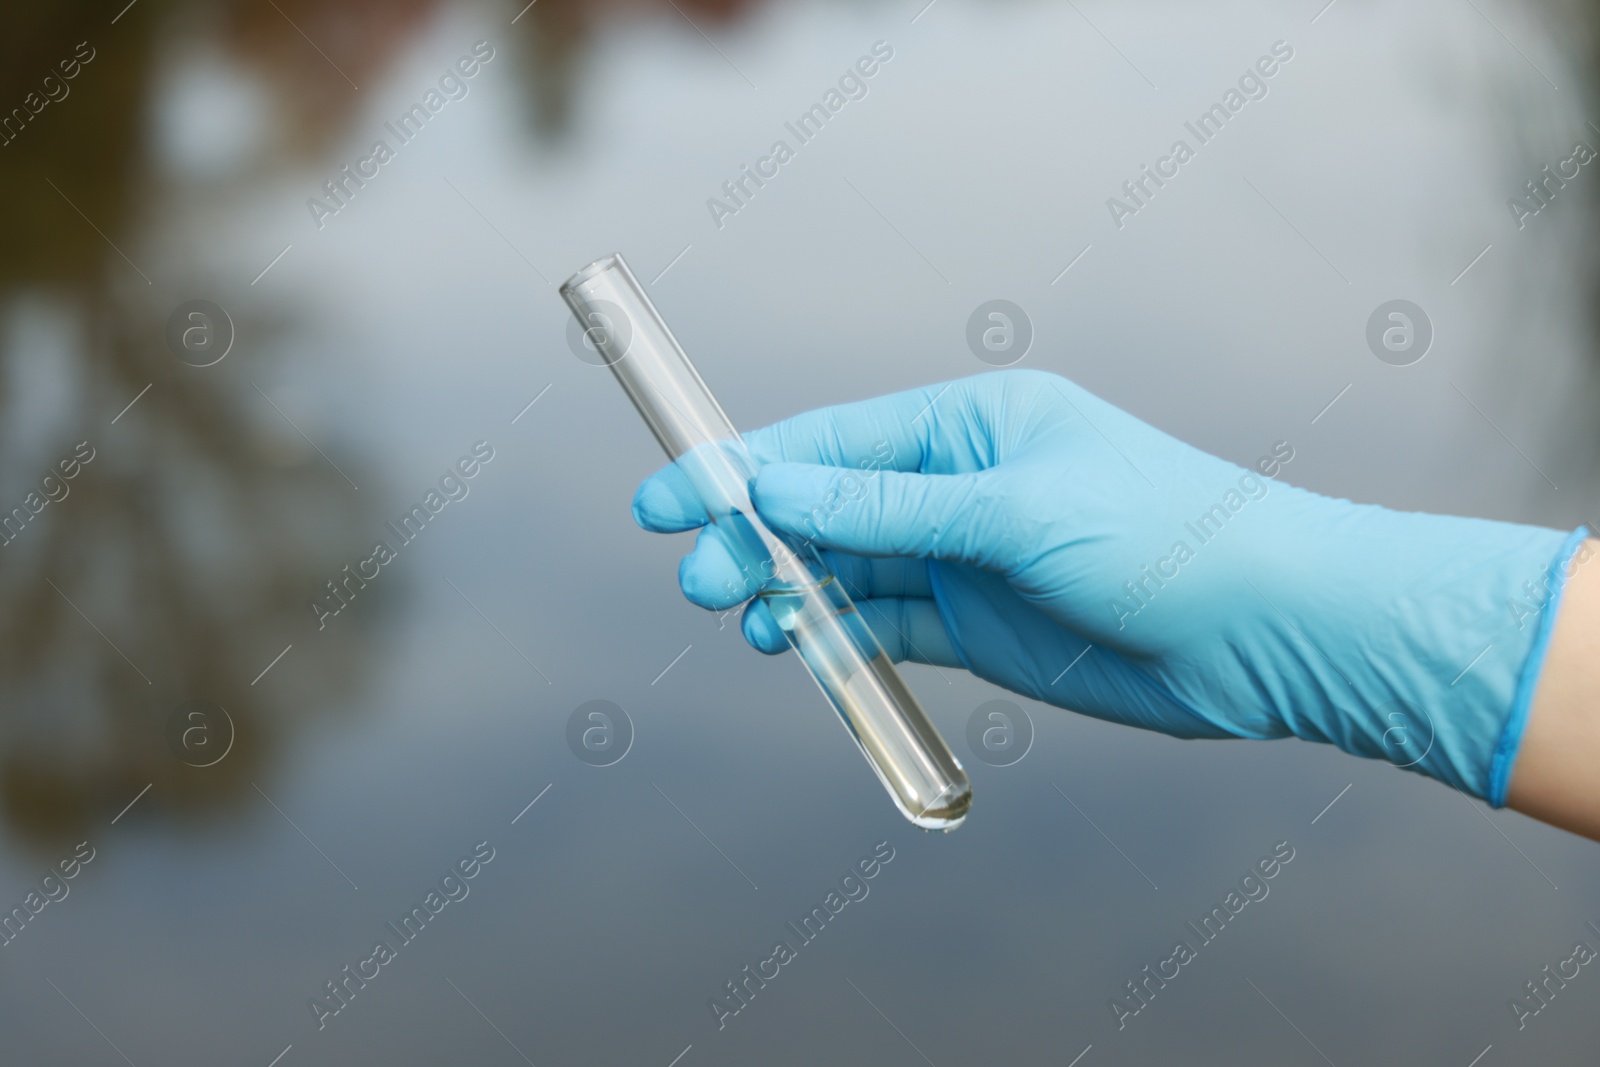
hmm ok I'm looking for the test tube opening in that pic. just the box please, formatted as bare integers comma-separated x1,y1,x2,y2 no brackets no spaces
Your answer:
561,254,625,292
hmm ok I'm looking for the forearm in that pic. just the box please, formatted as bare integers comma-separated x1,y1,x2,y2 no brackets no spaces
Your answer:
1508,539,1600,841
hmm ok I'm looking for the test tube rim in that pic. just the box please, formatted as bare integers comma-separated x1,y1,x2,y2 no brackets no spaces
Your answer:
560,253,626,295
560,251,746,459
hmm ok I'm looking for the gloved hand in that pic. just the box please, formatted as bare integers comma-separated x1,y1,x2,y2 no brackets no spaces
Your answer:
632,370,1585,804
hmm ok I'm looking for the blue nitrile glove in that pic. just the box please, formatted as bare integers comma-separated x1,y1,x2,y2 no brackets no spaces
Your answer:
632,370,1586,804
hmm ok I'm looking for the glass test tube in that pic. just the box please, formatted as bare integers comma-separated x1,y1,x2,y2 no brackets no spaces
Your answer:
559,254,972,830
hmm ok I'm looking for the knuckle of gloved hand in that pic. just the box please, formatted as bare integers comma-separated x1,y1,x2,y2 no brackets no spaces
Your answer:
678,553,719,607
853,467,891,533
742,601,786,654
869,617,902,661
793,466,877,545
967,471,1034,570
988,366,1066,403
868,471,922,552
997,366,1058,389
834,466,870,514
889,599,914,659
682,544,741,609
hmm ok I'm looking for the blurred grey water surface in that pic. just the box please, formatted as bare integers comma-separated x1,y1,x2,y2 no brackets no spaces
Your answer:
2,0,1600,1063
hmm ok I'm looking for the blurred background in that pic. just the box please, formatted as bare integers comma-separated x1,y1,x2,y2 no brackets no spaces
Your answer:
2,0,1599,1063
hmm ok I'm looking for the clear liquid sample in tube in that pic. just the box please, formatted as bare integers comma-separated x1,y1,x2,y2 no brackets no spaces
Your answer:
559,253,972,830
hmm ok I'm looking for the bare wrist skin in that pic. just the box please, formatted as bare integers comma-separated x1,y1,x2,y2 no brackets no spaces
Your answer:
1507,540,1600,841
